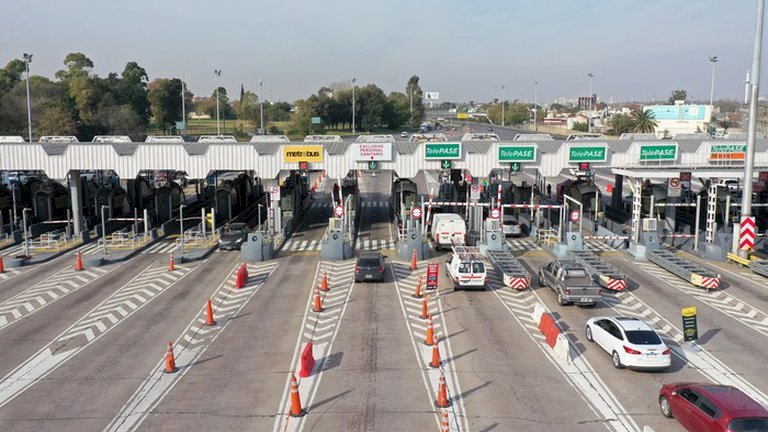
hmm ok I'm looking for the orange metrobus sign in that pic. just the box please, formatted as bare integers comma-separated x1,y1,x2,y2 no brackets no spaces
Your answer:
710,144,746,161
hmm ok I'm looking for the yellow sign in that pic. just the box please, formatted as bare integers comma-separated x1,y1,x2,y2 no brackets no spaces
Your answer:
283,145,323,163
681,306,697,317
457,112,468,119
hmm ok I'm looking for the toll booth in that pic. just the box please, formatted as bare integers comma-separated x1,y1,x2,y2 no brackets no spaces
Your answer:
240,231,274,262
320,217,354,260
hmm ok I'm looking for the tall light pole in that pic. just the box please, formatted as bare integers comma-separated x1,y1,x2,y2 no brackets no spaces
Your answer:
23,53,33,143
352,78,357,134
408,83,413,126
500,85,505,126
587,73,594,133
181,79,186,133
534,81,539,132
740,0,765,258
214,70,222,136
709,56,719,109
259,78,264,134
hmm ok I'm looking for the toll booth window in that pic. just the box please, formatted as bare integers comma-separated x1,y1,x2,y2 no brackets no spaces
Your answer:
459,263,470,273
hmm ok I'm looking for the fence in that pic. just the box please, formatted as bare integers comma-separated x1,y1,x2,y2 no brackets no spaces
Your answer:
176,230,219,251
24,232,82,254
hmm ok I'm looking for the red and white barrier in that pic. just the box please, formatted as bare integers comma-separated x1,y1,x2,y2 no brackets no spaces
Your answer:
504,276,530,290
583,235,629,241
606,278,627,291
701,276,720,290
500,204,560,210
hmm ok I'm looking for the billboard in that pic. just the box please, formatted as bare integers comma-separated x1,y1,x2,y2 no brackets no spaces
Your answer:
283,145,323,163
645,105,707,121
425,92,440,100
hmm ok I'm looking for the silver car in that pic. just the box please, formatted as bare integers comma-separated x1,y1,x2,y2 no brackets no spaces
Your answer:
502,216,523,237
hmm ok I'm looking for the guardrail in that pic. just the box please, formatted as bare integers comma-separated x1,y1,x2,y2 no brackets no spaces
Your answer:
647,249,721,290
750,260,768,278
569,250,627,291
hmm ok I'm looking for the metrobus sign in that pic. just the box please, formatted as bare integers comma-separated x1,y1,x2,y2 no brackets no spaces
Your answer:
710,144,746,161
568,146,607,163
425,142,461,160
498,144,537,162
639,144,678,161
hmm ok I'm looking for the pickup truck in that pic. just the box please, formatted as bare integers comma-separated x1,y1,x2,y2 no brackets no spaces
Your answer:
538,260,601,307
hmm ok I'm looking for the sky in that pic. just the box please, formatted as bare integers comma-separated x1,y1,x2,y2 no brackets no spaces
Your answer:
0,0,764,104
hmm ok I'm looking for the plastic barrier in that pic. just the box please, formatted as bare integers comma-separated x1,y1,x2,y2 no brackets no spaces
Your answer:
569,250,628,291
647,249,721,290
486,249,530,290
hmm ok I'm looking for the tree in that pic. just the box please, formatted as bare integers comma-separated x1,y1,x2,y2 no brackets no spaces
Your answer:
0,59,26,96
147,78,183,133
385,92,409,129
668,89,687,104
572,122,588,132
235,90,259,120
55,52,94,81
610,113,634,136
118,61,150,125
406,75,425,127
630,109,658,133
36,105,75,136
207,87,234,119
357,84,387,131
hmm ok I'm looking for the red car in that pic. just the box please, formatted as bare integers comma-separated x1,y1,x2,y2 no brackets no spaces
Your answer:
659,383,768,431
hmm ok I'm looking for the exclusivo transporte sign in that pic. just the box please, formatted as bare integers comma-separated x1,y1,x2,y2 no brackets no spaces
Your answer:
498,144,537,162
425,142,462,160
568,145,607,163
350,143,393,161
639,143,678,161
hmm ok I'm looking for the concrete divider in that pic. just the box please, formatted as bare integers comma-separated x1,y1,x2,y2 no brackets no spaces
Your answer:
531,303,545,324
553,333,571,364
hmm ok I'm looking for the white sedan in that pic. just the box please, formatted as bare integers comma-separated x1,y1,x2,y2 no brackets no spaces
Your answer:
585,316,671,370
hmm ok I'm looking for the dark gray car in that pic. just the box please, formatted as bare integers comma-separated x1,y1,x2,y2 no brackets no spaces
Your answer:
218,223,249,250
355,252,386,282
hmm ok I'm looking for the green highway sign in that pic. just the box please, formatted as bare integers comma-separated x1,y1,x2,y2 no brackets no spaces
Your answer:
510,162,521,172
568,146,607,163
639,144,678,161
425,142,462,160
368,161,379,170
498,145,537,162
441,160,452,170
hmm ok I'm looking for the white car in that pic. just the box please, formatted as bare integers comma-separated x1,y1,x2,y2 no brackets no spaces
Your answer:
400,131,408,138
585,316,671,370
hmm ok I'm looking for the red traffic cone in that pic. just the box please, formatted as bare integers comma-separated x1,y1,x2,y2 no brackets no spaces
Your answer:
164,341,178,374
606,183,614,193
425,315,434,346
440,409,450,432
319,271,329,292
412,275,422,298
429,334,441,368
75,251,84,271
420,293,429,319
168,252,176,271
410,249,418,270
312,286,324,312
0,256,4,273
434,371,452,408
289,373,306,417
205,299,216,326
299,342,315,378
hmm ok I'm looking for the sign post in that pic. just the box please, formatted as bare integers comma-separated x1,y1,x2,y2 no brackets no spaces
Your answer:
681,306,699,349
334,205,344,218
740,216,756,252
426,262,439,290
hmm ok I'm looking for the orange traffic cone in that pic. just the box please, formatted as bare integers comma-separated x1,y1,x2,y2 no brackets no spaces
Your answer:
0,256,4,273
289,373,306,417
434,371,451,408
312,286,324,312
75,251,84,271
410,249,418,270
420,293,429,319
429,334,441,368
169,252,176,271
412,275,422,298
205,299,216,326
164,341,178,374
440,409,450,432
606,183,614,194
319,271,329,292
425,315,434,346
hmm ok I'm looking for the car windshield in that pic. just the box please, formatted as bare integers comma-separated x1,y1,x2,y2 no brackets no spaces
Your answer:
727,418,768,431
358,258,380,267
223,225,246,234
624,330,662,345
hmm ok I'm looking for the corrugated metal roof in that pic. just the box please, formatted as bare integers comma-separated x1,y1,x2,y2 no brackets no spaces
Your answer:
324,142,350,155
41,143,69,156
252,142,281,155
395,142,420,155
181,143,209,156
111,143,140,156
462,141,493,154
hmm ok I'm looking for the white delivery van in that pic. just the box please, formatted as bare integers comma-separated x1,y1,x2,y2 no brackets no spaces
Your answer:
431,213,466,250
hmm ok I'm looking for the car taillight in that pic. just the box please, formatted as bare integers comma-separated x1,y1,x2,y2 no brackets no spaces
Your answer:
623,346,641,355
565,287,571,295
662,348,671,355
455,277,459,283
379,265,383,273
355,266,360,273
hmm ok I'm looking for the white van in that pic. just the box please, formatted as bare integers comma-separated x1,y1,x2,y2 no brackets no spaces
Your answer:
431,213,466,250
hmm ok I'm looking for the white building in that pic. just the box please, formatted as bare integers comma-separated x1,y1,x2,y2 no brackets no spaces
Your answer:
643,102,713,138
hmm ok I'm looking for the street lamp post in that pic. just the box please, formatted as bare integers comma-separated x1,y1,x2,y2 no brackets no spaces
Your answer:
352,78,357,134
181,79,186,133
534,81,539,132
408,83,413,126
214,70,222,136
587,73,594,133
259,78,264,134
23,53,33,143
709,56,719,109
501,85,505,126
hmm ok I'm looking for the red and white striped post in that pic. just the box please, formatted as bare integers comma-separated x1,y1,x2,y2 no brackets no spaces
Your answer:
496,183,502,209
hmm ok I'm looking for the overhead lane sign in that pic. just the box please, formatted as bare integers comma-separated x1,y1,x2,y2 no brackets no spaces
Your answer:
351,143,393,161
639,143,678,161
568,145,607,163
283,145,323,163
425,142,462,160
498,144,537,162
710,143,746,161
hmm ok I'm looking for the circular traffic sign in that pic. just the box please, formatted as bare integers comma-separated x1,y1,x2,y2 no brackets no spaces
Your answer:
270,185,280,195
490,208,501,220
334,205,344,217
669,177,680,188
411,208,423,219
570,210,581,222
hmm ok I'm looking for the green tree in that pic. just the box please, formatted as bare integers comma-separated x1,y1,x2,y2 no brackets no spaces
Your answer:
206,87,234,119
148,78,183,133
357,84,387,131
668,89,687,104
0,59,26,96
118,61,150,125
55,52,94,81
406,75,425,127
385,92,409,129
235,90,259,120
36,105,76,136
610,113,634,135
572,122,588,132
630,109,658,133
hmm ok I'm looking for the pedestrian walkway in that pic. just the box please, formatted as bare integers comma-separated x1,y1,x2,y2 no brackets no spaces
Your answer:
355,238,396,251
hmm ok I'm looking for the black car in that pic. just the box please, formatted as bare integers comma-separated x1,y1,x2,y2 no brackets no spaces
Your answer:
218,223,249,250
355,252,386,282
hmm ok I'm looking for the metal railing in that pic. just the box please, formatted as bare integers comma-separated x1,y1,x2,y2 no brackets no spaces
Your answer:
24,232,82,253
176,230,219,251
537,228,559,247
98,230,152,252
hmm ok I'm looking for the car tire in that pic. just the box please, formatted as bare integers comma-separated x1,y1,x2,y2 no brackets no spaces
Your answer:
586,326,593,342
659,396,674,418
612,351,623,369
557,291,568,306
538,273,545,287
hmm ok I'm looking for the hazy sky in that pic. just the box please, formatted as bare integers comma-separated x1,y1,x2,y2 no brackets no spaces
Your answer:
0,0,763,104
